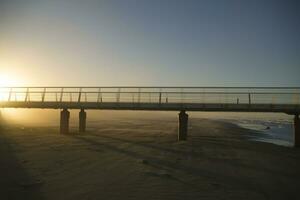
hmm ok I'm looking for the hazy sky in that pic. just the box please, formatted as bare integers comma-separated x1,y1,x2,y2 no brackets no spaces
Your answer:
0,0,299,86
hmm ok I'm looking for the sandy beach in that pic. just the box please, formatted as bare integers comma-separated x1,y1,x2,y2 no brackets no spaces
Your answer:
1,112,300,200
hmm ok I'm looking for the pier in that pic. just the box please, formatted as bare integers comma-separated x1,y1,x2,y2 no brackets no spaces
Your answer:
1,87,299,146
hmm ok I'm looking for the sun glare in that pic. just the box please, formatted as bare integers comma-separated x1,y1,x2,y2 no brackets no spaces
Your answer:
0,73,21,87
0,73,23,101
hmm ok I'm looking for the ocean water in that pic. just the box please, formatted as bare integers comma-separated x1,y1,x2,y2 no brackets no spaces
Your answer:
192,112,295,147
232,119,294,147
219,114,294,147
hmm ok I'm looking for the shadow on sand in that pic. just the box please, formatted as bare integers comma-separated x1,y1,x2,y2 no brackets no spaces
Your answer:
0,120,44,200
67,132,264,193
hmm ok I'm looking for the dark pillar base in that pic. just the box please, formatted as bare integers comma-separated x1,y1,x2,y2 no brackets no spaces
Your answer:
79,109,87,132
294,114,300,147
178,110,188,141
60,108,70,134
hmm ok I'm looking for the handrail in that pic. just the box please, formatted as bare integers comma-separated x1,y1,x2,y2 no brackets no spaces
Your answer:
0,87,299,106
1,86,300,89
0,91,299,95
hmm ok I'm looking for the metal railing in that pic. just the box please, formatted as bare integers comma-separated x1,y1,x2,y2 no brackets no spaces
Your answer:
0,87,300,105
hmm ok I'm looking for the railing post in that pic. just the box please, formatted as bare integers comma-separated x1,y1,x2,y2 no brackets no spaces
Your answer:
42,88,46,102
132,93,135,103
159,92,162,104
25,88,29,102
60,88,64,102
8,88,12,101
138,88,141,103
180,88,183,104
97,88,102,103
225,88,228,104
117,88,121,103
248,93,251,105
78,88,82,103
272,96,275,105
202,88,206,104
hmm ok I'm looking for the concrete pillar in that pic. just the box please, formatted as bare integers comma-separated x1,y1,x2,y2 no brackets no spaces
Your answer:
294,114,300,147
178,110,188,141
79,109,86,132
60,108,70,134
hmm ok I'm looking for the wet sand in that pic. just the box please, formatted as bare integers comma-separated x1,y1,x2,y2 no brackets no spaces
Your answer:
1,113,300,200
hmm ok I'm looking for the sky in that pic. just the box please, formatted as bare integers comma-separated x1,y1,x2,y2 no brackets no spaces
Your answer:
0,0,299,87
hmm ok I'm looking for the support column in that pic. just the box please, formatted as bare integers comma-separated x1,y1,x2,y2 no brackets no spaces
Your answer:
60,108,70,134
294,114,300,147
178,110,188,141
79,109,86,132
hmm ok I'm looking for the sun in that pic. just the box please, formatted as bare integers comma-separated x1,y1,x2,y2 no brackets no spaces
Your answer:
0,73,23,101
0,73,21,87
